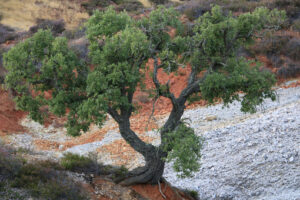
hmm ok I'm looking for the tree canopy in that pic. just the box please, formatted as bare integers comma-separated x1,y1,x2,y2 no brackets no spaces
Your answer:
4,5,285,184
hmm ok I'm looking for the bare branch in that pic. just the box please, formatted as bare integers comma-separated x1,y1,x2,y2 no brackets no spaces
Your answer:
178,71,209,103
107,107,121,123
153,57,179,109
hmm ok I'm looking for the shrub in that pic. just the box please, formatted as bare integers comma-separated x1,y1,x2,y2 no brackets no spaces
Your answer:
277,62,300,78
81,0,142,15
273,0,300,20
60,153,95,172
81,0,111,15
29,19,65,36
149,0,169,5
291,19,300,32
268,54,285,68
69,37,90,62
185,189,199,200
0,146,24,179
0,24,17,44
250,34,291,56
11,163,87,200
116,0,144,12
286,38,300,61
182,5,205,21
0,145,88,200
62,27,86,40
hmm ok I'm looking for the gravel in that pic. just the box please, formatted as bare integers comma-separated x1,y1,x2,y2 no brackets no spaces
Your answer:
164,86,300,200
3,83,300,200
64,130,122,156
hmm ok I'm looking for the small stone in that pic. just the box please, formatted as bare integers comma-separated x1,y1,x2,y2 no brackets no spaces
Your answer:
59,144,64,151
205,115,217,121
263,154,268,160
289,156,294,163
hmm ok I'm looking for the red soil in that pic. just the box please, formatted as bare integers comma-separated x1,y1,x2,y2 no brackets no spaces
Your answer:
0,89,26,136
132,182,193,200
86,177,193,200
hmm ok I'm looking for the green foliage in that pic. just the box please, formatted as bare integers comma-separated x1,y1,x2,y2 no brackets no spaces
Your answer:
4,29,89,136
185,189,199,200
86,6,133,40
113,165,129,180
116,0,144,12
192,5,285,59
11,163,87,200
81,0,144,15
292,19,300,32
149,0,168,5
187,6,283,112
163,123,204,178
0,153,23,179
200,58,276,113
3,5,285,180
60,153,94,171
0,146,87,200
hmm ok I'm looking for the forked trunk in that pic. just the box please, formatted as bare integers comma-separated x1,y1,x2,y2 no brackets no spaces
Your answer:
115,105,185,185
118,149,167,186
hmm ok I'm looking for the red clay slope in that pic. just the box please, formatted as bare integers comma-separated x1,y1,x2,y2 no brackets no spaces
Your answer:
0,89,26,136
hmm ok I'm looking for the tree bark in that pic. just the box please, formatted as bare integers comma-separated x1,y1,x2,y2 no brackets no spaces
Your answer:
115,116,167,185
114,57,200,185
115,100,186,186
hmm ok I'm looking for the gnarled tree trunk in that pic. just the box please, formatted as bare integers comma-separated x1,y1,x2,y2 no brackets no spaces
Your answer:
116,100,186,186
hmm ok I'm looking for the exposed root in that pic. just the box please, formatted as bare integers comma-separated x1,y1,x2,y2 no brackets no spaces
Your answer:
158,180,166,199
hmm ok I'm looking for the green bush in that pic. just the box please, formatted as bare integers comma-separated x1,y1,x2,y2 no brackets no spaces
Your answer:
0,147,24,179
81,0,143,15
0,146,88,200
185,189,199,200
60,153,94,171
149,0,169,5
183,6,204,21
250,34,290,56
277,63,300,78
292,19,300,32
286,38,300,61
11,163,87,200
273,0,300,20
116,0,144,12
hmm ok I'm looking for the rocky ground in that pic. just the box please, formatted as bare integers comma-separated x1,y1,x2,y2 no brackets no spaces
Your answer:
164,84,300,200
1,81,300,200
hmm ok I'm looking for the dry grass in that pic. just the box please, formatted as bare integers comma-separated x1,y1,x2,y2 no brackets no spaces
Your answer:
0,0,183,31
0,0,89,30
137,0,182,7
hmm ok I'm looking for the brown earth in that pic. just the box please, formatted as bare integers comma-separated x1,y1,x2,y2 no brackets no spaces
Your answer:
0,89,26,136
84,177,194,200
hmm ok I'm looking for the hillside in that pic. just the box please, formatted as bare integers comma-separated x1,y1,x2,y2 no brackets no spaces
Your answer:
1,0,300,199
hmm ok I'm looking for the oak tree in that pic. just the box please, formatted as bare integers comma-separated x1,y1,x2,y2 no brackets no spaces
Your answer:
4,6,285,185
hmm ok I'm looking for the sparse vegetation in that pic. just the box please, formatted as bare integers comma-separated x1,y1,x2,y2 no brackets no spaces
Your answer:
286,38,300,61
29,19,65,36
81,0,144,15
60,152,95,172
116,0,144,12
0,146,88,200
291,19,300,32
3,5,285,185
185,189,199,200
0,1,300,199
149,0,169,5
